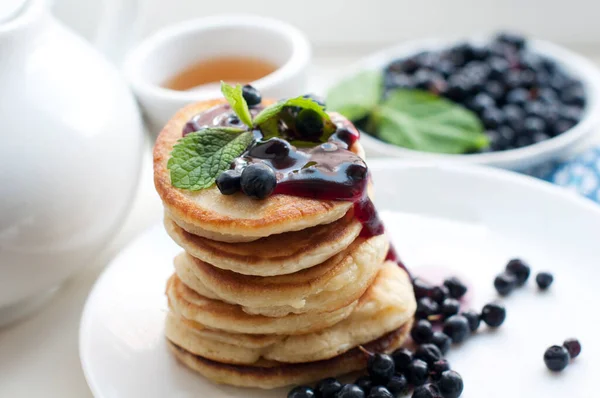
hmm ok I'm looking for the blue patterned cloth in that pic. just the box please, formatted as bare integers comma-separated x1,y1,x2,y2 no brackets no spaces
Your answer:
527,147,600,203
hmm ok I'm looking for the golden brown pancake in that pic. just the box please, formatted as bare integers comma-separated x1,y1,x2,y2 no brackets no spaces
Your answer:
167,321,411,389
173,234,388,317
154,99,366,243
165,262,415,365
164,210,363,276
166,275,358,335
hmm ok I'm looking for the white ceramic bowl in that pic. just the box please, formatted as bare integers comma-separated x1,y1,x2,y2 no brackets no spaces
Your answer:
124,15,311,134
332,38,600,171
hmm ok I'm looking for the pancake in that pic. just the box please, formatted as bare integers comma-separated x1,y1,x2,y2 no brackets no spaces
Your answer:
165,262,415,365
164,210,363,276
154,99,365,243
173,234,388,317
167,321,412,389
166,275,358,335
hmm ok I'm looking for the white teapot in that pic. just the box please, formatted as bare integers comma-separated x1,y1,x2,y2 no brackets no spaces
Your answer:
0,0,144,325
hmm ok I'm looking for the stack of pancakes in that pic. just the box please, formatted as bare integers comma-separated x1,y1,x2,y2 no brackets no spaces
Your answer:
154,100,417,389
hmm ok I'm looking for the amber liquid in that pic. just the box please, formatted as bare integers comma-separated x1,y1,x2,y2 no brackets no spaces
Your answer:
163,56,277,91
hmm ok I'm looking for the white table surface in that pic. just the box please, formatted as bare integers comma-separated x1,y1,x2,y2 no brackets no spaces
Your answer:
2,53,600,397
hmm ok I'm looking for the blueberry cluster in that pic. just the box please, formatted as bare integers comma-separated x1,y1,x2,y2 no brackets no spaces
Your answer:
492,258,554,295
412,277,468,322
287,350,463,398
383,32,586,152
544,339,582,372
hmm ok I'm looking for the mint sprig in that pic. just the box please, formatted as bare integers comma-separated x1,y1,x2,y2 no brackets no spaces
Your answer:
220,82,253,127
168,128,252,190
326,71,489,153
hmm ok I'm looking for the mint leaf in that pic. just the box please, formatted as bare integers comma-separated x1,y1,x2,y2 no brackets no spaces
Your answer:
220,82,253,128
168,128,253,190
326,70,382,121
253,96,336,142
373,89,488,154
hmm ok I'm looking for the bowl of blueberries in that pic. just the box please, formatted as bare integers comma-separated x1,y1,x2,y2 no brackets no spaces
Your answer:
326,32,600,171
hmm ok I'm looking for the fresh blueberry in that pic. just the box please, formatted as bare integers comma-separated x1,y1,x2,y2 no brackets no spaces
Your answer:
442,315,471,344
392,348,414,372
435,60,456,78
413,277,434,299
413,70,445,93
411,319,434,344
288,385,315,398
354,376,373,394
523,116,546,135
505,88,530,107
494,272,518,296
445,74,474,102
406,359,429,386
386,374,408,396
440,298,461,318
242,84,262,106
468,93,495,114
481,303,506,327
495,32,526,50
497,126,516,147
503,104,525,132
431,285,450,304
367,386,394,398
519,70,536,89
415,344,443,365
537,87,559,104
412,384,442,398
505,258,531,285
481,107,506,129
532,132,550,143
563,338,582,359
430,359,451,381
484,80,505,103
384,74,415,91
503,70,524,90
226,114,241,126
302,93,326,107
544,345,570,372
461,310,481,332
316,377,343,398
431,332,452,355
216,170,242,195
367,353,395,384
438,370,464,398
488,56,510,80
296,108,324,138
443,277,467,300
561,85,585,107
515,135,534,148
560,106,583,123
240,163,277,199
536,272,554,290
386,58,420,75
416,297,440,319
552,119,575,136
336,384,365,398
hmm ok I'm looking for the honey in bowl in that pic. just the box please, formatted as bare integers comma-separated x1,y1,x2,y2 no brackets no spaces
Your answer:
163,56,277,91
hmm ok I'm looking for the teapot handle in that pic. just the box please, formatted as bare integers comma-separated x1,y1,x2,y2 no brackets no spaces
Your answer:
94,0,139,66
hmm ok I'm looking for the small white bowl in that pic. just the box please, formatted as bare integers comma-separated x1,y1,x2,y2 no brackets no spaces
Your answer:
333,37,600,171
124,15,311,134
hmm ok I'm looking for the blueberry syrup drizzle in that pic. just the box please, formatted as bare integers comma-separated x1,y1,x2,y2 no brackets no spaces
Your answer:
182,104,401,259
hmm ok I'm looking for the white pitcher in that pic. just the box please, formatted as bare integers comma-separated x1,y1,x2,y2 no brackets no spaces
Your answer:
0,0,143,325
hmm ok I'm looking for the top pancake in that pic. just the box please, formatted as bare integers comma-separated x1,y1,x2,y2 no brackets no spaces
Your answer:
153,99,363,242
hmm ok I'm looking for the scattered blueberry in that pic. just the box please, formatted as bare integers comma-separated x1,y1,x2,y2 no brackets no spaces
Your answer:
440,298,461,318
412,383,442,398
240,163,277,199
354,376,373,394
411,320,434,344
336,384,365,398
367,386,394,398
316,377,343,398
536,272,554,290
563,339,582,359
430,359,451,381
505,258,531,285
392,348,414,372
242,84,261,106
494,272,518,296
367,353,395,384
288,385,315,398
443,315,471,344
438,370,464,398
481,303,506,327
544,345,570,371
406,359,430,386
415,344,443,365
416,297,440,319
215,170,241,195
431,285,450,304
413,278,434,299
431,332,452,355
443,277,467,300
461,310,481,332
386,374,408,396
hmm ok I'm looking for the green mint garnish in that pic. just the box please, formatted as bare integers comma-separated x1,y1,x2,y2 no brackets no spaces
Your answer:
220,82,253,127
168,128,253,190
326,71,488,153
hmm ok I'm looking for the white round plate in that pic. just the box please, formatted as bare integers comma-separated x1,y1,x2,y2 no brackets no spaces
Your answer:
80,161,600,397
